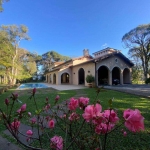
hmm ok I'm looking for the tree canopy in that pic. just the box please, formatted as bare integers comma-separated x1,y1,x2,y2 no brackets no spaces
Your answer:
122,24,150,80
0,0,9,12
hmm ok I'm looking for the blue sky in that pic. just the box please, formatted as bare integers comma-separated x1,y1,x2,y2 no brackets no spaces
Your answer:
1,0,150,57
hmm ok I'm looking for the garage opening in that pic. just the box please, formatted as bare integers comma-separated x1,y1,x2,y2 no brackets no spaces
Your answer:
123,68,130,84
98,66,109,85
112,67,120,84
53,74,56,84
61,73,69,84
78,68,85,85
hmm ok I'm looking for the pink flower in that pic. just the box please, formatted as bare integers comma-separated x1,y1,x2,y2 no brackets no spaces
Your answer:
28,112,31,117
82,105,94,122
45,116,50,121
30,118,36,124
26,130,33,136
11,120,20,130
82,103,102,122
5,98,9,105
123,131,127,137
103,109,119,124
20,104,26,112
50,136,63,150
78,97,89,109
55,95,60,101
68,112,80,121
123,109,144,132
94,103,102,117
33,88,36,95
48,120,55,129
45,104,50,111
68,98,79,111
95,123,113,134
14,93,19,98
17,108,21,114
46,97,49,102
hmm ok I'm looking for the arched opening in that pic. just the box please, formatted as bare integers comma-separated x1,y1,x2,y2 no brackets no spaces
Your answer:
61,73,69,84
123,68,130,84
112,67,120,85
53,74,56,84
78,68,85,85
98,66,109,85
50,74,51,83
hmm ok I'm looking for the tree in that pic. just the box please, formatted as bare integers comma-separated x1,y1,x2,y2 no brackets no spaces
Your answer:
122,24,150,80
0,0,9,12
41,51,70,73
0,25,30,84
0,30,14,83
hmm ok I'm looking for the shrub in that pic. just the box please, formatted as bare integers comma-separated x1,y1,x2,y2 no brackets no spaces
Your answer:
0,88,145,150
86,74,95,83
145,78,150,84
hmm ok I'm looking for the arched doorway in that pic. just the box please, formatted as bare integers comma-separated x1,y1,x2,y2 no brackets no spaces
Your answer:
78,68,85,84
61,73,69,84
53,74,56,84
98,66,109,85
112,67,120,85
123,68,130,84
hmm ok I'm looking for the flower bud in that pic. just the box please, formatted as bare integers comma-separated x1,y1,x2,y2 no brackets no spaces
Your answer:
32,88,36,96
5,98,9,105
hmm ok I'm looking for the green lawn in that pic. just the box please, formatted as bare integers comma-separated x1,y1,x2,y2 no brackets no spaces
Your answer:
84,88,150,150
0,87,150,149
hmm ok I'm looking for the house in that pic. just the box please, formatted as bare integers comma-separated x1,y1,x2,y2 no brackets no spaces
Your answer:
45,47,134,86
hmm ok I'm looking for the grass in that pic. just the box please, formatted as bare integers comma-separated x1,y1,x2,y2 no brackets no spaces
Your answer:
0,87,150,149
84,88,150,150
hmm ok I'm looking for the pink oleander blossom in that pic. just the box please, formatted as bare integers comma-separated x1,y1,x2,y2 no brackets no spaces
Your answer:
78,97,89,109
50,136,63,150
123,109,144,132
68,112,80,121
103,109,119,124
68,97,79,111
48,120,55,129
26,130,33,136
11,120,20,130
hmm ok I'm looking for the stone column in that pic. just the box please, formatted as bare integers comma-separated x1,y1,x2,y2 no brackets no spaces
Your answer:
96,70,98,86
120,70,123,85
108,70,112,85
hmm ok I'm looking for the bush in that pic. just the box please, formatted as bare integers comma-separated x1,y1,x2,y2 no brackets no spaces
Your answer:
0,88,145,150
86,74,95,83
145,78,150,84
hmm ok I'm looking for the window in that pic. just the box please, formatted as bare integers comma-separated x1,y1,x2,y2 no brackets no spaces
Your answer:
115,58,118,63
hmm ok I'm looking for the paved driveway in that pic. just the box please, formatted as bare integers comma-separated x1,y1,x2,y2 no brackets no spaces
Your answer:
104,84,150,98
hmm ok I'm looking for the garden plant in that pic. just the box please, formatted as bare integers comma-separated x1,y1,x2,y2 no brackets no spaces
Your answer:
0,88,146,150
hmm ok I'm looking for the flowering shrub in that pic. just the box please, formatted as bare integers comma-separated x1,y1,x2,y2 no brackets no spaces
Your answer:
0,88,145,150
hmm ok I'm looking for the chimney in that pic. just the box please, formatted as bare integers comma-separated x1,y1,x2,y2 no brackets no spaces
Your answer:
83,49,89,57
